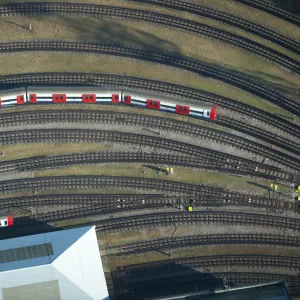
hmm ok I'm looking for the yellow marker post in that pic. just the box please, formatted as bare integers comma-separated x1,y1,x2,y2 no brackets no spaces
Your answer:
188,206,193,212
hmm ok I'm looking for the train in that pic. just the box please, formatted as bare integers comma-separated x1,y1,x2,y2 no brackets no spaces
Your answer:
0,213,14,227
0,86,218,120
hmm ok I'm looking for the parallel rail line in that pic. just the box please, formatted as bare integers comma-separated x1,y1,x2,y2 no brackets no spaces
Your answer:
1,72,299,140
0,3,299,72
0,41,299,115
1,110,299,161
0,193,165,209
114,272,300,298
0,150,295,182
0,175,231,196
235,0,300,26
125,0,300,55
1,129,297,177
3,191,296,213
109,234,300,255
113,255,300,297
114,255,300,278
91,211,300,233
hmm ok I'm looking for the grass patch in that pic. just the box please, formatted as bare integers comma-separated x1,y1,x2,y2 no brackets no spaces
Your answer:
108,244,300,268
56,218,91,227
0,143,112,161
0,1,299,61
34,164,277,196
145,228,162,240
101,231,143,246
0,14,298,116
0,16,299,89
0,53,294,119
0,188,138,200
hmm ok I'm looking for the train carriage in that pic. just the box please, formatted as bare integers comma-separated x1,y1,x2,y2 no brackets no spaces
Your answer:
121,89,217,120
0,88,27,107
26,86,122,105
0,213,13,227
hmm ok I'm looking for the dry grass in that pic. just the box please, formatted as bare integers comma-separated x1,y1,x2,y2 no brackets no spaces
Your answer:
1,0,299,46
0,143,112,160
1,16,299,88
34,164,275,196
0,53,295,118
193,0,300,42
108,244,300,268
102,231,143,245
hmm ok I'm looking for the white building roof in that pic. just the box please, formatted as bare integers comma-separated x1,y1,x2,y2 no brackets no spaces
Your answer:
0,226,109,300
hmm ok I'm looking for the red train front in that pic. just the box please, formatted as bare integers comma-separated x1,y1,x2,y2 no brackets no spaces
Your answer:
0,213,14,227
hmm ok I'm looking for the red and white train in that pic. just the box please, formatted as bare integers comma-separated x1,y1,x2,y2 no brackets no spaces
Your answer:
0,213,14,227
0,86,218,120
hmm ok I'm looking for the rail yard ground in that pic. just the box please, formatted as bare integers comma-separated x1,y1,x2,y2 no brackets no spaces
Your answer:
0,0,300,299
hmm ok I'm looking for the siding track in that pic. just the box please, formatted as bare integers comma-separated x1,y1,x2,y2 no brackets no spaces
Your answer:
1,72,299,141
0,41,299,115
0,2,299,71
3,191,296,213
235,0,300,26
0,151,293,181
0,129,299,178
1,110,299,168
110,233,300,255
114,272,300,298
125,0,300,55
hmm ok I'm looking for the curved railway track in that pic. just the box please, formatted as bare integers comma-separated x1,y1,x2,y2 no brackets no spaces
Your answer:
2,129,299,175
1,110,300,162
92,211,300,233
235,0,300,26
114,272,300,298
0,176,295,213
125,0,300,55
0,175,226,196
1,72,299,141
0,193,165,210
14,192,297,224
0,41,299,115
0,150,293,182
0,3,299,73
115,255,300,278
109,233,300,255
3,190,296,214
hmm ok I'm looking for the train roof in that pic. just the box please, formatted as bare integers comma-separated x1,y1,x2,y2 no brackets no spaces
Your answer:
27,86,122,94
123,88,215,109
0,88,26,97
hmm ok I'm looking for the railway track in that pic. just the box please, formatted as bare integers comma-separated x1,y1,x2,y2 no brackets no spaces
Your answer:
0,176,296,212
109,233,300,255
125,0,300,55
3,189,296,213
235,0,300,26
92,211,300,233
114,255,300,279
1,110,300,161
114,272,300,299
0,150,296,182
12,192,297,224
2,150,296,182
1,129,298,177
0,175,229,196
0,41,299,115
1,72,299,141
0,3,299,73
0,193,166,210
